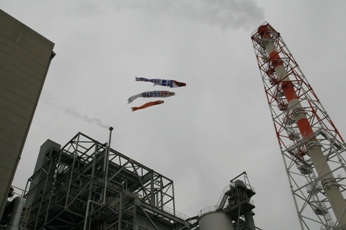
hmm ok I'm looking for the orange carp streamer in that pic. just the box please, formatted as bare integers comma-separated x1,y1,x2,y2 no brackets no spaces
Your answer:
131,100,164,111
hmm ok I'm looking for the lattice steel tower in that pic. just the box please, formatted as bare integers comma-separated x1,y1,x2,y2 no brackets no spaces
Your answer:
251,23,346,230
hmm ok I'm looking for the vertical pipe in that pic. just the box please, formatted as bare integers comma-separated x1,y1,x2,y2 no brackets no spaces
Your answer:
83,200,91,230
89,143,97,202
103,127,113,205
102,142,107,203
258,25,346,227
6,196,25,230
83,200,101,230
160,176,163,209
133,204,137,229
150,173,154,206
172,182,176,216
118,192,122,230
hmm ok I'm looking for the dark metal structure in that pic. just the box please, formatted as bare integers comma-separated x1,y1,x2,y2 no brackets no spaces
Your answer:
198,172,258,230
220,172,256,230
23,132,194,230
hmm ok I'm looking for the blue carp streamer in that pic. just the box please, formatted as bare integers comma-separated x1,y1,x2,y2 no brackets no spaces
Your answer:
135,77,186,88
128,91,175,104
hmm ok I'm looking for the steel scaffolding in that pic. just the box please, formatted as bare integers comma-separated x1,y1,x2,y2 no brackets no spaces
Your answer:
23,132,193,230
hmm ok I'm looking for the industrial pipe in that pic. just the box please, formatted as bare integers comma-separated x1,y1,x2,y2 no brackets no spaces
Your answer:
6,196,25,230
103,127,113,205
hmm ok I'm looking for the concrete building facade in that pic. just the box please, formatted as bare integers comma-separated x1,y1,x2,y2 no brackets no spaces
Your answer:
0,9,55,220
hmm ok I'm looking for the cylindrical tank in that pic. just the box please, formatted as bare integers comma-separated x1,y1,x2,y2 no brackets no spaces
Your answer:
199,211,234,230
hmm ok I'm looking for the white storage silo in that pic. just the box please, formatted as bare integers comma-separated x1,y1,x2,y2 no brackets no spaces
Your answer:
199,211,234,230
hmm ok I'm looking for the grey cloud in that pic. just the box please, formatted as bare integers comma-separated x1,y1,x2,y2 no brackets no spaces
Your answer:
116,0,265,31
34,0,265,31
184,0,265,30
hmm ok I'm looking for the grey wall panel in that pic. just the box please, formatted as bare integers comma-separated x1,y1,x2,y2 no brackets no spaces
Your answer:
0,86,36,111
0,77,38,102
0,9,54,220
0,63,43,88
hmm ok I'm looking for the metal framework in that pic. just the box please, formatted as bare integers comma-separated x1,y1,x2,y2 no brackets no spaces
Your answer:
251,22,346,230
221,172,256,230
23,132,193,230
198,172,258,230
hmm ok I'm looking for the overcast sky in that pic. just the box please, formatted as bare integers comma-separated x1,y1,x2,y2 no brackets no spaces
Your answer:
1,1,346,229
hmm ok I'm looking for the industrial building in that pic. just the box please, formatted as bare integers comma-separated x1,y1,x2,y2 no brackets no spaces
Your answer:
0,9,55,227
21,131,257,230
24,131,194,229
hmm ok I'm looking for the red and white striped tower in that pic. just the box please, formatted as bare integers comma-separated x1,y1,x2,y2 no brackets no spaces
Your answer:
251,23,346,230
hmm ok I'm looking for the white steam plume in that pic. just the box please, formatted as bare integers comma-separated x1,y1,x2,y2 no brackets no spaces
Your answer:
42,93,110,129
63,107,109,128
